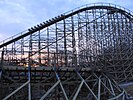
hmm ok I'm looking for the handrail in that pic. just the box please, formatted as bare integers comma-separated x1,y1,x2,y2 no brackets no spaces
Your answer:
0,30,28,46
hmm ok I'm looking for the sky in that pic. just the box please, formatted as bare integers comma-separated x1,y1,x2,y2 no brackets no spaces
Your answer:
0,0,133,41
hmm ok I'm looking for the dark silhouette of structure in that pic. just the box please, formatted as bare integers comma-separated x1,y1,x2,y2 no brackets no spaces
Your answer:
0,3,133,100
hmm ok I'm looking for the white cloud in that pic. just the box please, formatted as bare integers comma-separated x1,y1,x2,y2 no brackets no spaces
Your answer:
0,1,38,25
0,0,41,41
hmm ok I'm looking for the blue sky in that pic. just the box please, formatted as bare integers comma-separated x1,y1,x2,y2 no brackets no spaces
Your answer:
0,0,133,41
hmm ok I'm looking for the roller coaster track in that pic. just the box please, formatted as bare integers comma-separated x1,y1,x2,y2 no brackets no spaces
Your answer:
0,4,132,48
0,3,133,100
